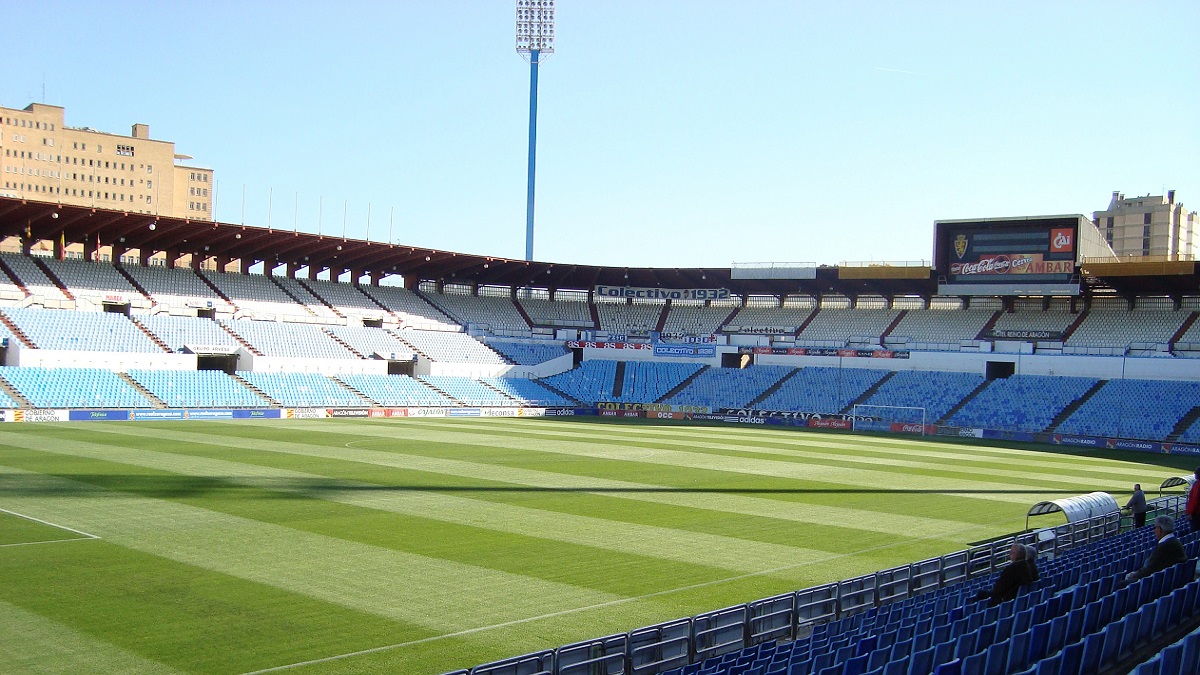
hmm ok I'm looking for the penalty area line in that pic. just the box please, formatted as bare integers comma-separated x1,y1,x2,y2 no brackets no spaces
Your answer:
0,507,101,540
239,517,1008,675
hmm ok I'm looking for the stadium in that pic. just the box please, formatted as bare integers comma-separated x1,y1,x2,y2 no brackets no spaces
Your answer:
4,3,1200,675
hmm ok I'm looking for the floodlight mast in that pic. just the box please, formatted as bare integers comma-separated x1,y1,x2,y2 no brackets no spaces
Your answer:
516,0,554,262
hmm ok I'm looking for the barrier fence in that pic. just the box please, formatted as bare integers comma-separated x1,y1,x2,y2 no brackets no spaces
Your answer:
441,496,1186,675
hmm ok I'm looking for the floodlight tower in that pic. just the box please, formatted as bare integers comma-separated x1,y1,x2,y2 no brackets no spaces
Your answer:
516,0,554,261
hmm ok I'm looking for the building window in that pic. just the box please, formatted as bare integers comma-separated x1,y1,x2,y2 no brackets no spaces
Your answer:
116,144,134,157
1144,213,1152,225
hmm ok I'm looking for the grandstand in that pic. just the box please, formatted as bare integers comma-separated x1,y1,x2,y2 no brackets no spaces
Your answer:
5,198,1200,675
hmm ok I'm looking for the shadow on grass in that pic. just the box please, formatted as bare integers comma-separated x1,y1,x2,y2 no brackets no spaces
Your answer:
0,474,1101,500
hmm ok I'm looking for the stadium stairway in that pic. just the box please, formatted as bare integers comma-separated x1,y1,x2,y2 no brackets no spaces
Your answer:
1061,309,1090,341
972,311,1004,340
746,368,801,408
230,373,280,405
321,328,366,358
295,278,347,319
31,257,75,301
267,277,323,318
658,366,711,403
613,361,626,398
128,316,174,353
0,311,34,347
937,380,992,424
0,378,30,407
113,263,155,301
839,372,897,415
195,271,239,310
118,373,167,408
1046,380,1108,432
511,299,535,328
532,378,580,406
333,378,379,406
218,323,264,356
0,256,31,299
1167,406,1200,442
878,310,909,341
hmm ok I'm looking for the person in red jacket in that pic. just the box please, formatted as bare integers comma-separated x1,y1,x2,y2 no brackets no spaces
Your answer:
1188,468,1200,533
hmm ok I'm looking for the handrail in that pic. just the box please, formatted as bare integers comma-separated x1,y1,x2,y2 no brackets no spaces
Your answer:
447,495,1186,675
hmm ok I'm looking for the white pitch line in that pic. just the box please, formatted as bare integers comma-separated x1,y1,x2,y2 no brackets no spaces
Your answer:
0,507,101,540
238,515,1009,675
0,537,99,548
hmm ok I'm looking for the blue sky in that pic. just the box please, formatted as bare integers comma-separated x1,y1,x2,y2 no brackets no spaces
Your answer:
2,1,1196,270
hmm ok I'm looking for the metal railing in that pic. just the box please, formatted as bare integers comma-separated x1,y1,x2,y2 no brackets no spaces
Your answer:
444,496,1186,675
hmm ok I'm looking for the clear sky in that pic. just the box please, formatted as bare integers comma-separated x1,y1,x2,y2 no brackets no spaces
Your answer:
2,1,1196,270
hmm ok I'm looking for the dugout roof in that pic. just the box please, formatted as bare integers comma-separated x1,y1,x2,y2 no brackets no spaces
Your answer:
1,197,1198,300
1026,492,1120,529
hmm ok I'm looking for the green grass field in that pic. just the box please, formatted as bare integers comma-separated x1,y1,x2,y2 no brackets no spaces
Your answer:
0,417,1193,674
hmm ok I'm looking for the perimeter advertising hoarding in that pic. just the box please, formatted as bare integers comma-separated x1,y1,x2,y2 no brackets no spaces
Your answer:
934,217,1081,296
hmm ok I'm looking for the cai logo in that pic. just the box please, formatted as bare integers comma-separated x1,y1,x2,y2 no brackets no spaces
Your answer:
954,234,968,259
1050,228,1074,253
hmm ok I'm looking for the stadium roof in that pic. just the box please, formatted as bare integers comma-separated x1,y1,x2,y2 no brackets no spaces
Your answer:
1,197,1198,299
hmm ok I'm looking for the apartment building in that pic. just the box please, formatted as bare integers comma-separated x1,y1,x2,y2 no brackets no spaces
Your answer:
0,102,213,221
1093,190,1198,260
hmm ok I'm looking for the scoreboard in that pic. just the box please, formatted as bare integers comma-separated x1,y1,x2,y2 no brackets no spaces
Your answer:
934,216,1086,296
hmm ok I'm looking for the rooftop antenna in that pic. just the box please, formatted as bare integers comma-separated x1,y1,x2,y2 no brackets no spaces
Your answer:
516,0,555,262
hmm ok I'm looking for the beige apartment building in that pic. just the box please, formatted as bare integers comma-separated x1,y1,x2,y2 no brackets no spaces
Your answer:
1093,190,1197,260
0,102,213,221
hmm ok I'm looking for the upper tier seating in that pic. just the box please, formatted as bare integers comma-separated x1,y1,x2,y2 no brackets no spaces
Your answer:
238,372,368,407
1056,378,1200,441
485,338,570,365
418,376,518,406
483,377,575,407
886,309,995,345
325,325,415,360
0,253,68,301
859,370,986,422
118,264,228,307
798,309,902,344
0,367,151,408
37,258,145,304
2,306,163,353
297,278,384,316
128,369,267,408
336,374,456,407
271,276,341,320
595,300,664,336
357,285,460,331
135,314,241,352
663,365,794,409
422,292,530,333
221,319,357,359
199,271,310,319
662,303,735,335
755,367,890,414
947,375,1100,433
724,305,814,333
518,298,593,328
1177,417,1200,445
1066,310,1189,349
394,329,506,364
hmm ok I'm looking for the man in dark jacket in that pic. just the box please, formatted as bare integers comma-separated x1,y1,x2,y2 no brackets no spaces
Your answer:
1126,484,1148,528
975,542,1036,606
1126,515,1188,582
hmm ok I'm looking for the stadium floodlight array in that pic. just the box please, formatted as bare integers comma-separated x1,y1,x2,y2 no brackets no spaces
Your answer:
515,0,555,261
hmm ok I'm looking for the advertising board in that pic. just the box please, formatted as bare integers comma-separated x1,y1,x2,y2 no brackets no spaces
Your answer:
934,217,1082,296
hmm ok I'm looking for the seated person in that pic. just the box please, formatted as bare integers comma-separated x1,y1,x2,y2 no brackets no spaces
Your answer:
1126,515,1188,582
1024,544,1040,582
975,542,1036,606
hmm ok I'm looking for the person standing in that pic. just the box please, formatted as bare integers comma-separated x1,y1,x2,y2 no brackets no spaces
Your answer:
1188,469,1200,534
1125,515,1188,582
1126,484,1148,528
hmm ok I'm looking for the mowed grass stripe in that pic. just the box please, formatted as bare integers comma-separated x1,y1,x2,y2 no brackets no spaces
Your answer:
26,424,967,556
69,422,994,538
0,462,620,634
0,541,430,675
388,418,1169,491
0,598,182,675
0,427,831,574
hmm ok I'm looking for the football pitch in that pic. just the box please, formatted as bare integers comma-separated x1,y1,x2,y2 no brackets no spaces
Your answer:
0,417,1191,674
